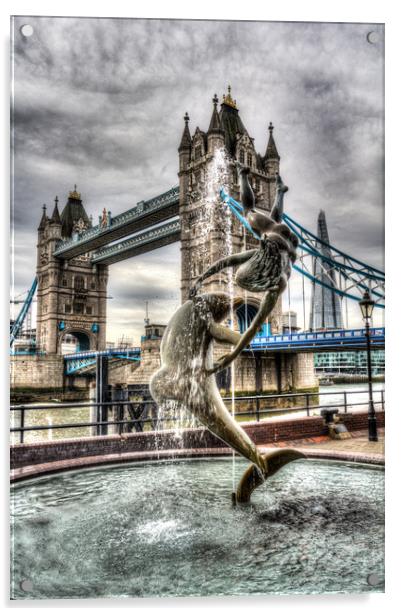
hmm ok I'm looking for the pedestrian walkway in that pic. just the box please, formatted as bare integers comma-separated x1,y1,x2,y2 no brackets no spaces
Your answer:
262,429,385,465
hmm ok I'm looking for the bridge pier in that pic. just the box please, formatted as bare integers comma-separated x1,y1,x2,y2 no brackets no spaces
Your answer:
95,355,109,436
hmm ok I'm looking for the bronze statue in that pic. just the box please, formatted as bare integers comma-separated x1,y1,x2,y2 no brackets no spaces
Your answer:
150,170,304,502
190,169,298,373
150,291,305,497
150,292,269,474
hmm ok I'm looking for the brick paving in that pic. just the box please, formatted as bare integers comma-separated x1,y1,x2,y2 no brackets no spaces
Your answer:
267,429,384,454
260,429,385,466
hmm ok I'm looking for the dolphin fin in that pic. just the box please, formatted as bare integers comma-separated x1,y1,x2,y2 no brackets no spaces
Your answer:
236,448,306,504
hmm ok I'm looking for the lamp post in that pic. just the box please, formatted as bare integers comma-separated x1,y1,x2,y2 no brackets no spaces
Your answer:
359,290,378,442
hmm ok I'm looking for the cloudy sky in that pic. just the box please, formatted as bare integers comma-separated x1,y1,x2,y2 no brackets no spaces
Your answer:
11,17,385,342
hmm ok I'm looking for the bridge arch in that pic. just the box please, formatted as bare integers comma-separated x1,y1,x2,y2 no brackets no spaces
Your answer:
58,329,93,354
235,300,270,336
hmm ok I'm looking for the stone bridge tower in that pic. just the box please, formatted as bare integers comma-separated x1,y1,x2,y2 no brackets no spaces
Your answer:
35,188,108,354
177,88,317,395
179,87,282,334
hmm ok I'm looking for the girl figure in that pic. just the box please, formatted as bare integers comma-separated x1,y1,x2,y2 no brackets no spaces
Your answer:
190,167,298,374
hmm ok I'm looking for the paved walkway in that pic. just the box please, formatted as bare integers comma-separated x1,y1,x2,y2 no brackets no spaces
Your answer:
261,429,385,465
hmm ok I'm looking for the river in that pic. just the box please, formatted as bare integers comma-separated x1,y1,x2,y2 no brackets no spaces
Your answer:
10,382,385,445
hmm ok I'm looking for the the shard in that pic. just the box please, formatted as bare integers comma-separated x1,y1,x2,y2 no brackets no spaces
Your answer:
309,210,344,330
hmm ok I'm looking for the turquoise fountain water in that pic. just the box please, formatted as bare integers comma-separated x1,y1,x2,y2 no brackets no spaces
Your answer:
11,458,384,599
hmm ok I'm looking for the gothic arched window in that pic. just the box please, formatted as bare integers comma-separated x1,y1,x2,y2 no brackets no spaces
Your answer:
239,150,245,164
247,152,252,167
74,276,85,291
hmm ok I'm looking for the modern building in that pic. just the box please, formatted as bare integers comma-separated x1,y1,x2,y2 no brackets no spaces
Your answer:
309,210,343,330
314,349,385,375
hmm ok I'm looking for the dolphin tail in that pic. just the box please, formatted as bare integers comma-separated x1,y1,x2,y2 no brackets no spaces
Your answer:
236,448,306,504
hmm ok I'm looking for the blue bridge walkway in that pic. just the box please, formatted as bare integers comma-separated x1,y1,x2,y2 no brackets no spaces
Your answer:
64,328,384,374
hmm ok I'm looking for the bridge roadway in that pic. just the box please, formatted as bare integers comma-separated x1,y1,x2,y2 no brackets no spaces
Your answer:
54,186,179,260
91,219,180,265
63,328,385,375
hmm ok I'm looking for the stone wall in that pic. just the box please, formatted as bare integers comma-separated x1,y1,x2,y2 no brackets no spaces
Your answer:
108,336,161,386
10,410,385,469
10,354,64,390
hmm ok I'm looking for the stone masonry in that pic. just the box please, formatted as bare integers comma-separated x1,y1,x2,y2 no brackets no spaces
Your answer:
36,188,108,354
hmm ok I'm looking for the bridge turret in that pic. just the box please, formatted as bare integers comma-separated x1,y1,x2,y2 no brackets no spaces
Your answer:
178,112,191,172
207,94,225,154
60,186,91,239
48,196,62,240
37,204,48,232
263,122,280,175
35,187,108,355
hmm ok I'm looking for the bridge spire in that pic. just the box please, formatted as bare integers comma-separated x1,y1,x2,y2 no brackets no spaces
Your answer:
222,85,237,109
38,204,48,230
50,196,61,225
264,122,280,161
179,112,191,152
208,94,223,134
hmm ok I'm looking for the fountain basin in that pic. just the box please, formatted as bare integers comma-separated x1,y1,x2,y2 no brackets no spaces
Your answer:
11,457,384,599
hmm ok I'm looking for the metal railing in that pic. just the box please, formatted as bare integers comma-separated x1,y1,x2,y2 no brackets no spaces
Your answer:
10,389,385,444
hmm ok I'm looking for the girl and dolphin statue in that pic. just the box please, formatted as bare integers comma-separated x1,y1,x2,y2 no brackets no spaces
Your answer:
150,166,305,502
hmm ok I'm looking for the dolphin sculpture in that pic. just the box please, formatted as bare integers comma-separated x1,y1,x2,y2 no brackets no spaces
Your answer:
150,292,305,499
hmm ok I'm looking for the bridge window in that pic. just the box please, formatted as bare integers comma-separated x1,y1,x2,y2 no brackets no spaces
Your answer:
65,304,71,313
60,331,90,354
86,306,92,315
236,303,259,333
74,275,85,291
255,178,260,193
73,303,84,314
239,149,245,164
194,145,202,161
247,153,252,167
90,281,96,290
62,278,67,287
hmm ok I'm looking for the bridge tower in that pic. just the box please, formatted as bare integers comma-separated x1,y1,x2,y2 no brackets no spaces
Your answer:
35,188,108,354
179,87,282,333
176,89,317,395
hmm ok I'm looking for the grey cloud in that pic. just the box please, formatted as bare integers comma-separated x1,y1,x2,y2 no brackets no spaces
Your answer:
11,17,384,341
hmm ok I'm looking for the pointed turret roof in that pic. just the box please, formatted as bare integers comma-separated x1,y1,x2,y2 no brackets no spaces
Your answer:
219,86,248,155
264,122,280,160
178,112,191,151
50,196,61,225
38,204,48,230
208,94,223,134
60,186,91,238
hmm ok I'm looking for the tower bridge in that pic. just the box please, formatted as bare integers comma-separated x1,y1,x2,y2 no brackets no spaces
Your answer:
10,86,385,397
91,218,181,265
53,186,179,260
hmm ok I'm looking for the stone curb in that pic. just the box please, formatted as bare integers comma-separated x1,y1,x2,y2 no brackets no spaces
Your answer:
10,442,384,483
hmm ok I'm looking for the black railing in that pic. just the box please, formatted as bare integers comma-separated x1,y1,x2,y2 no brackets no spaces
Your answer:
10,389,385,444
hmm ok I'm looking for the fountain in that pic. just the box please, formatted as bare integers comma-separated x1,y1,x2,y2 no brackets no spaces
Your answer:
150,156,304,502
10,151,384,600
11,458,384,598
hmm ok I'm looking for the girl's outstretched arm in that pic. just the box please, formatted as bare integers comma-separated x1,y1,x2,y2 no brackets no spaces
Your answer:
189,249,256,296
207,285,282,374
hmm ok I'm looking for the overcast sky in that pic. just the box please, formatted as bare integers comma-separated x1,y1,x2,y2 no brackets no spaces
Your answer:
11,17,385,342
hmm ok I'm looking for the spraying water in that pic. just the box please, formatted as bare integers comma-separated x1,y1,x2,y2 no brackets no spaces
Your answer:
204,147,237,491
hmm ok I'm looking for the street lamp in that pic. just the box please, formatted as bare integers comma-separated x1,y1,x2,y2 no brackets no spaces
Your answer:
359,290,378,442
